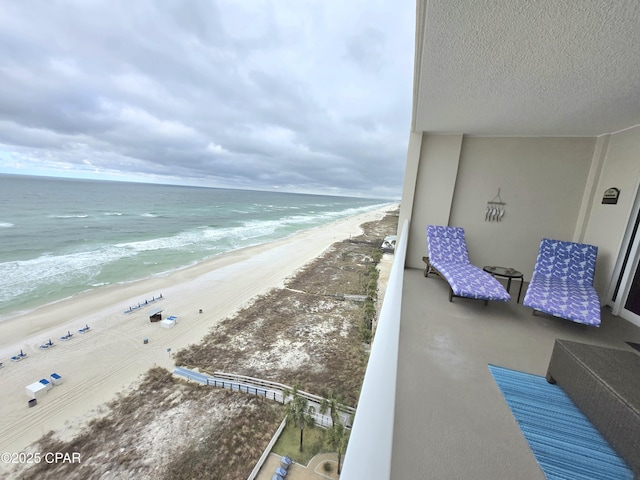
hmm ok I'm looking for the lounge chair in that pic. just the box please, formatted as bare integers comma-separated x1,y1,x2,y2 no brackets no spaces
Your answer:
426,225,511,303
39,339,54,349
60,331,73,341
78,324,90,333
280,456,292,469
12,350,27,361
523,238,601,326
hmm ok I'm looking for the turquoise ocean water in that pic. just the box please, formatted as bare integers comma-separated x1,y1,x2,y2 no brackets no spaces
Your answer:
0,174,389,319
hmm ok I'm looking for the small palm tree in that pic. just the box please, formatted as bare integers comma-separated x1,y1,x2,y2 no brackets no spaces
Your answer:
325,421,350,474
284,384,316,452
319,389,343,428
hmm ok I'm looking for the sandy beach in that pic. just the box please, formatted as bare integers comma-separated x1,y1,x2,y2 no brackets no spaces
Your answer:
0,205,393,455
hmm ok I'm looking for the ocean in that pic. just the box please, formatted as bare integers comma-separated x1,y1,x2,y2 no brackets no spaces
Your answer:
0,174,390,319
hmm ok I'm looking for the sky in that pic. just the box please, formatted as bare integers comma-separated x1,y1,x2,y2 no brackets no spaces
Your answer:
0,0,415,199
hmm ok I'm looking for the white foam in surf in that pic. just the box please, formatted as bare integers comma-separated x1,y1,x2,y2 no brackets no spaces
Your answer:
0,202,392,308
0,248,125,302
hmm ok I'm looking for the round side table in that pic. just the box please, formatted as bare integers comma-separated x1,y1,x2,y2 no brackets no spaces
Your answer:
483,266,524,303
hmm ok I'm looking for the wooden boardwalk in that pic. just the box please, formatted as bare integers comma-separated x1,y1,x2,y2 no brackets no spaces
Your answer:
173,366,354,428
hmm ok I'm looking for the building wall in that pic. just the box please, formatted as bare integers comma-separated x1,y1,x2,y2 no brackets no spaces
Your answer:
405,134,462,268
573,135,610,243
404,128,640,306
582,125,640,299
449,136,596,279
397,131,423,240
405,134,596,279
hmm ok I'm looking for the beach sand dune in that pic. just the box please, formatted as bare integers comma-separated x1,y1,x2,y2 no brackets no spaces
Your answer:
0,206,393,454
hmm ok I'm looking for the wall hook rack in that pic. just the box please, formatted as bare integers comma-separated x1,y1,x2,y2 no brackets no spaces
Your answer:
486,188,506,222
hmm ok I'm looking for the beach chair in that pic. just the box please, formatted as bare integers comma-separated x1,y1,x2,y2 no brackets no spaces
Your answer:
280,456,292,469
78,324,90,333
426,225,511,303
12,350,27,361
523,238,601,326
60,331,73,341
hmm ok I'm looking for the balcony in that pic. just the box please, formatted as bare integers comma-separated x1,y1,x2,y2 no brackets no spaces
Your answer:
343,222,640,479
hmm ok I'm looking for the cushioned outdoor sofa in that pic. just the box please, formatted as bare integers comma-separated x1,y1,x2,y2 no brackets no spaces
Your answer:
523,238,601,326
425,225,510,303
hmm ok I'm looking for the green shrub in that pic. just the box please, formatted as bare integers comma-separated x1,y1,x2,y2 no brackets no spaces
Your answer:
363,300,376,323
367,279,378,299
359,321,373,344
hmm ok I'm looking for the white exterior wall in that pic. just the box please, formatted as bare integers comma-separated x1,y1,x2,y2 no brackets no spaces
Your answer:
404,128,640,297
397,131,423,241
404,134,596,278
448,136,595,279
582,125,640,299
405,134,463,268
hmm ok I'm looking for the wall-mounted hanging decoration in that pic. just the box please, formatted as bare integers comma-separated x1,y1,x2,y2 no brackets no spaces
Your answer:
602,187,620,205
485,188,506,222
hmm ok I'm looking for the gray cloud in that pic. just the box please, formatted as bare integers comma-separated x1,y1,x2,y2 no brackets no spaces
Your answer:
0,0,414,198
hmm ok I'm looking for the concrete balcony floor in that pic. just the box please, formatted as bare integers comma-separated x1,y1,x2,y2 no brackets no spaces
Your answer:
391,268,640,480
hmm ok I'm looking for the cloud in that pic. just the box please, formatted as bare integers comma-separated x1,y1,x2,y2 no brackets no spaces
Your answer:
0,0,414,198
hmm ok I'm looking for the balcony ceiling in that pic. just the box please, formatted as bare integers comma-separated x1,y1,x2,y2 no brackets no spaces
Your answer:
414,1,640,136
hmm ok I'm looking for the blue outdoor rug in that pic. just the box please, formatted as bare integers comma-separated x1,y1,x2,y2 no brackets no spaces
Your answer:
488,365,633,480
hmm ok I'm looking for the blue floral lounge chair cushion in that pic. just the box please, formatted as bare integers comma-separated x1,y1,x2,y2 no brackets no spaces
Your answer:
426,225,510,302
523,238,601,326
